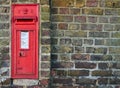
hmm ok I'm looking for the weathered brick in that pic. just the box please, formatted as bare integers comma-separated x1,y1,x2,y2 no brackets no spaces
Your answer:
115,25,120,31
70,8,80,15
105,0,120,8
91,55,113,61
76,0,85,8
50,23,57,30
51,54,58,61
51,38,58,45
41,6,50,13
75,47,84,53
0,0,10,4
41,22,50,28
0,23,9,29
41,0,49,5
113,71,120,76
41,62,50,69
84,39,93,45
19,0,29,2
89,32,109,38
68,70,89,76
41,46,51,53
0,15,9,21
0,7,10,13
76,78,96,85
51,8,58,14
41,38,51,45
60,54,70,61
109,47,120,54
98,78,108,84
59,8,69,14
69,24,80,30
110,17,120,23
65,31,87,37
106,39,120,46
41,55,50,61
59,46,73,53
0,30,9,37
0,47,9,53
114,55,120,61
52,62,74,68
92,70,112,76
88,16,97,23
29,0,37,3
83,8,103,15
41,70,50,77
86,47,107,54
72,54,90,60
41,13,50,21
53,78,73,84
51,15,73,22
75,62,96,69
41,30,50,36
74,16,86,23
58,23,68,30
0,60,9,67
86,0,98,7
72,39,82,46
81,24,102,31
52,0,74,7
0,54,10,60
99,17,109,23
109,78,120,84
56,70,67,76
104,24,114,31
98,63,109,69
95,39,105,45
0,39,9,46
111,32,120,38
105,9,118,15
60,38,71,45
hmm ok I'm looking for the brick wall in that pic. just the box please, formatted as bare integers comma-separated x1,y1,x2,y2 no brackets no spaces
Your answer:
0,0,51,88
0,0,120,88
51,0,120,88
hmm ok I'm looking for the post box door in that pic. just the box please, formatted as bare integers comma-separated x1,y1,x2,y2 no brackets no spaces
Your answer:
16,30,35,74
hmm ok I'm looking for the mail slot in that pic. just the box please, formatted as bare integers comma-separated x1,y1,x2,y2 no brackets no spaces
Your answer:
11,4,39,79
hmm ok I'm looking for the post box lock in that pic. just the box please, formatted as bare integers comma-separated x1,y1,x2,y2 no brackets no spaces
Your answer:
11,4,39,79
19,51,25,57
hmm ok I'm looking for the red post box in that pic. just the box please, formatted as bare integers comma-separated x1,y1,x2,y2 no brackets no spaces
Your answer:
11,4,39,79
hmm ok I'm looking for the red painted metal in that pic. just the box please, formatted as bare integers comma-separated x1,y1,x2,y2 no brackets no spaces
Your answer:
11,4,39,79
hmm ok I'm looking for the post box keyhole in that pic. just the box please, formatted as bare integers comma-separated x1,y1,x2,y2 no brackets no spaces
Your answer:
19,51,25,57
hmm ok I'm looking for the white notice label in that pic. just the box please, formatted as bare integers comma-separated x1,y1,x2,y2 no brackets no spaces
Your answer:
21,32,29,49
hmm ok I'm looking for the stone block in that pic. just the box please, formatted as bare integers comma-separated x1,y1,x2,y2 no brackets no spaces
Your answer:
60,38,71,45
91,55,113,61
92,70,112,76
89,32,109,38
0,23,9,29
109,47,120,54
86,0,98,7
0,0,10,5
68,70,89,76
51,61,74,68
75,47,84,53
59,8,69,14
83,8,103,15
76,78,96,85
65,31,87,37
112,32,120,38
52,0,74,7
58,23,68,30
69,23,80,30
75,62,96,69
84,39,93,45
74,16,86,23
81,24,102,31
72,54,90,60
